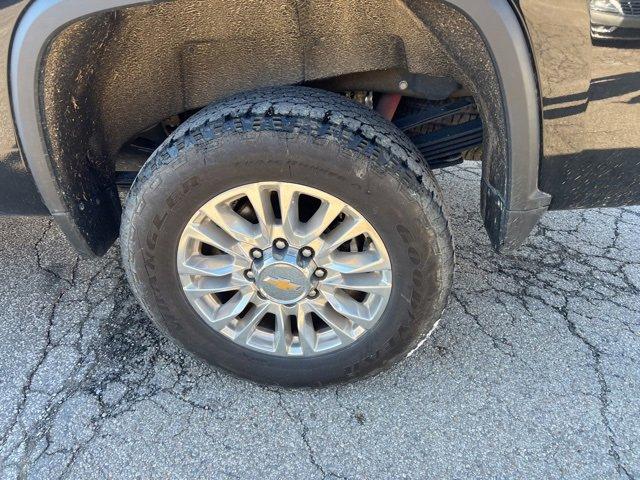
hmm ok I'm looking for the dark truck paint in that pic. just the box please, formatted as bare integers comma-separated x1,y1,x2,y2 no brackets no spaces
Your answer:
1,0,639,255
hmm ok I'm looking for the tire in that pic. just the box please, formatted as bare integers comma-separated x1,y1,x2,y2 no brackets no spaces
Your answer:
120,87,454,387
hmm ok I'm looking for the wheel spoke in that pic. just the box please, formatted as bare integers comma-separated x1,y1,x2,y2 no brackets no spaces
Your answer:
322,251,390,274
201,202,265,248
311,215,368,257
321,290,376,330
210,288,254,327
244,184,276,244
183,275,251,300
181,223,249,263
278,184,303,244
234,301,270,344
297,199,345,246
178,254,237,277
296,305,317,355
322,271,392,294
272,304,292,355
307,299,358,344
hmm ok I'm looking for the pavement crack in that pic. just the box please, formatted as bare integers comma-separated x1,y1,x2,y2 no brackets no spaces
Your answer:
451,291,515,357
561,305,634,479
263,387,347,480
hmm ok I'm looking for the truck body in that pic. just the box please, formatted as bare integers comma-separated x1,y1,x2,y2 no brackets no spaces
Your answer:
1,0,639,385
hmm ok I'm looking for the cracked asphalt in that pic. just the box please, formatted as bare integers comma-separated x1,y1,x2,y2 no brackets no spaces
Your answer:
0,162,638,479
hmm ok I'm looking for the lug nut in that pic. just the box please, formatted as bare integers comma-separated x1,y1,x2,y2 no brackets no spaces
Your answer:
251,248,263,259
301,247,314,258
274,239,287,250
314,268,327,279
308,288,319,299
245,270,255,280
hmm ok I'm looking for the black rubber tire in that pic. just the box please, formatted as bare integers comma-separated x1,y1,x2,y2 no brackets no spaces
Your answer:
120,87,454,387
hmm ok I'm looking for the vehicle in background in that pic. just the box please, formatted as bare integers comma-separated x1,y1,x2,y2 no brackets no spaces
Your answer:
591,0,640,40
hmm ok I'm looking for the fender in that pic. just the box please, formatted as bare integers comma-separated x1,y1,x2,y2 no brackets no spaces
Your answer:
9,0,547,255
442,0,550,251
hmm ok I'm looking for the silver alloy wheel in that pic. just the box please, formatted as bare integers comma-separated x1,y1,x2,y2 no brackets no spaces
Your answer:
176,182,392,357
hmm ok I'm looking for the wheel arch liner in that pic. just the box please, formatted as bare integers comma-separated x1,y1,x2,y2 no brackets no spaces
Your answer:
10,0,549,256
9,0,156,256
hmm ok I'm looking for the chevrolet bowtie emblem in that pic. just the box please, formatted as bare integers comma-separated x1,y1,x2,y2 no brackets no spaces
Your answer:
262,276,303,292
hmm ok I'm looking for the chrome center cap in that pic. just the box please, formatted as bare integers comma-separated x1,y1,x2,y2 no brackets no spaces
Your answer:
257,264,309,304
253,247,315,304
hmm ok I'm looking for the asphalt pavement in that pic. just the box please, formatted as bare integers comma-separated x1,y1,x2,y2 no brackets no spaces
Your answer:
0,162,638,479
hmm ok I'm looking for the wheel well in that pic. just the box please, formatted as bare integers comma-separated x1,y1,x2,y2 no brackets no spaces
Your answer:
44,0,470,158
12,0,536,255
